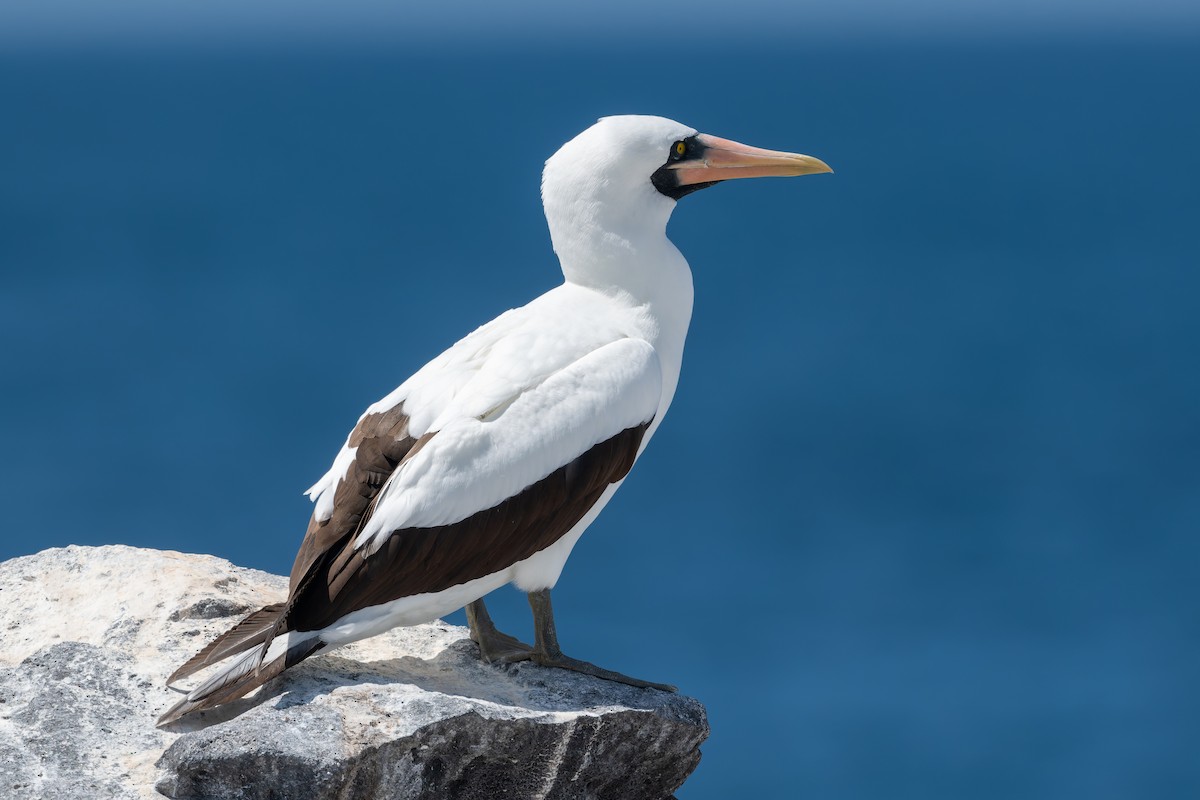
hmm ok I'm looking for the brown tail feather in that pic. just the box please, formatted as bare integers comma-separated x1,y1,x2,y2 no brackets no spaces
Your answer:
166,603,288,685
157,634,324,726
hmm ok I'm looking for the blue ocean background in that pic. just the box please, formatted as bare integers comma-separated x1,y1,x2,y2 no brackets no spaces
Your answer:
2,31,1198,799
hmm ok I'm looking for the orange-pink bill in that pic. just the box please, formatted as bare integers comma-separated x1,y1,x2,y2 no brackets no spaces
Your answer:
671,133,832,186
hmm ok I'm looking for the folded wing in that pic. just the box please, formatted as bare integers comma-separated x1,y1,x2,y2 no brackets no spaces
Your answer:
285,336,663,633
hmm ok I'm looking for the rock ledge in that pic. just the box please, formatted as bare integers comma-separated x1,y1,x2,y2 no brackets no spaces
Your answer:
0,546,708,799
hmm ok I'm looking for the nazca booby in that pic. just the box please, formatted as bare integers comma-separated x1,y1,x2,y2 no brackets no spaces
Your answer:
159,115,830,724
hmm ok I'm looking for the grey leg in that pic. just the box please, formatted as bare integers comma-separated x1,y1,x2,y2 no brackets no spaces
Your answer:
527,589,676,692
465,598,533,664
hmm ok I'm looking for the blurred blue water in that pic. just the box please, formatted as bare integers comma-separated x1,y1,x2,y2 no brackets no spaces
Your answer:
1,41,1198,798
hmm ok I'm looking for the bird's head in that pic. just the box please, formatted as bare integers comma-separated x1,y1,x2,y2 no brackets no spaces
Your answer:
543,114,830,209
541,115,830,291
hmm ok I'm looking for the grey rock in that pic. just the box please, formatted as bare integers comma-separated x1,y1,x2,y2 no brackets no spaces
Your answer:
167,598,252,622
0,546,708,799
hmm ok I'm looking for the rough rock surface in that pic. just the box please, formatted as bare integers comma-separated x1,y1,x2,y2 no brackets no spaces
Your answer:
0,546,708,799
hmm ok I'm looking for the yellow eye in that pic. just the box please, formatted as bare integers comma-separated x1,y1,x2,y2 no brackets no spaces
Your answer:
675,141,686,156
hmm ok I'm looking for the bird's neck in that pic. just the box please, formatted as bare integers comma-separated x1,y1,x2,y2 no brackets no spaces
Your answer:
547,192,695,338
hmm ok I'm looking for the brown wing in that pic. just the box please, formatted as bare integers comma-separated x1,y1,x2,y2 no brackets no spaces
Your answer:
160,408,418,711
288,403,417,592
281,422,649,634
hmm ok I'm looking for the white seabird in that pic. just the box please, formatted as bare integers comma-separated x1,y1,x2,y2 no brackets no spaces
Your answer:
159,114,831,724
